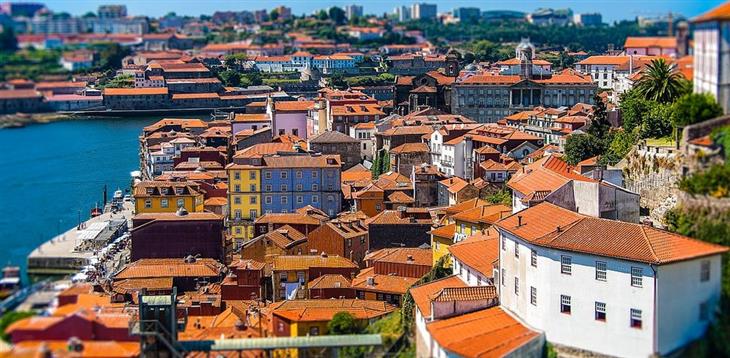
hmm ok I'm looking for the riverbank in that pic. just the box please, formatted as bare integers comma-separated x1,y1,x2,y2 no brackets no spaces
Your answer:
0,112,80,129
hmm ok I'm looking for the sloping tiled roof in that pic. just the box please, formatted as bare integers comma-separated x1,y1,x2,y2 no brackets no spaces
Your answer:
451,204,512,224
351,267,420,294
494,202,729,265
432,285,497,302
271,299,395,322
409,276,467,318
624,36,677,49
307,274,351,289
439,177,471,194
114,258,222,279
694,1,730,22
426,306,540,358
430,223,455,239
386,191,415,204
390,142,429,154
445,198,488,216
275,100,315,111
255,213,322,226
507,155,593,198
449,230,499,278
308,130,359,143
364,247,432,266
272,255,358,271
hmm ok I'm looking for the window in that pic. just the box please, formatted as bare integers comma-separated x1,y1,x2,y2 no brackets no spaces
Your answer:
249,196,256,204
234,184,241,192
312,184,318,191
281,184,288,191
312,195,318,203
265,184,272,192
531,250,537,267
160,199,168,208
595,261,607,281
265,172,272,179
630,309,642,328
144,199,152,208
375,204,381,211
631,267,643,287
249,184,256,192
460,223,465,233
501,269,506,286
514,277,519,295
249,171,256,180
530,286,537,305
309,326,319,336
234,171,240,180
296,184,302,191
249,209,257,218
514,243,519,258
595,302,606,321
281,171,287,179
177,199,184,208
234,196,241,205
560,295,571,314
281,196,288,204
561,256,572,275
296,171,303,179
701,260,711,282
265,196,272,204
312,171,317,178
297,196,303,204
501,237,506,251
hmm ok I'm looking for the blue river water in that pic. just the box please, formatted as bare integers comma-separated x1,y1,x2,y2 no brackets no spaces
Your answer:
0,117,160,272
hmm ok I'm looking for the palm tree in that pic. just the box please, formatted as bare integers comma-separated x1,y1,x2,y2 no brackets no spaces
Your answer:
634,58,689,103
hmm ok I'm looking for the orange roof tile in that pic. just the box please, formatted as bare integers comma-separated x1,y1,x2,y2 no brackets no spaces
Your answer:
271,299,394,322
307,274,351,289
577,56,630,66
390,142,429,154
694,1,730,22
386,191,415,204
274,100,315,111
409,276,467,318
7,340,140,358
430,223,455,239
439,177,471,194
104,87,168,95
272,255,358,271
254,213,323,226
364,247,432,266
624,36,677,49
114,258,222,279
449,230,499,278
445,198,488,215
426,307,540,358
495,202,729,265
432,285,497,302
451,204,512,224
351,267,420,294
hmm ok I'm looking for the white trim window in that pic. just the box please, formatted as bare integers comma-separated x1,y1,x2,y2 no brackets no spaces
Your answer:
595,261,607,281
631,267,643,287
561,255,572,275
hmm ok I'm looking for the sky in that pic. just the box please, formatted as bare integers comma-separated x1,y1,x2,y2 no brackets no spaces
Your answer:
40,0,726,23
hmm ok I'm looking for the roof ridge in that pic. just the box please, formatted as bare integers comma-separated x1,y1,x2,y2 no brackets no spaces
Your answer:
640,225,660,263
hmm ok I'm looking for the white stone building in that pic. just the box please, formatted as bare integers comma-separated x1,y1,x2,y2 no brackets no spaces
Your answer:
693,2,730,114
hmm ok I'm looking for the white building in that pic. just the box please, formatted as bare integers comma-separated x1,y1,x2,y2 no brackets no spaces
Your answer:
147,142,175,175
344,4,363,19
574,55,630,89
349,122,376,161
495,202,728,358
693,2,730,114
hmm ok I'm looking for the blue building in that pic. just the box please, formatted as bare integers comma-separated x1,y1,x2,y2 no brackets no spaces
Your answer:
260,154,342,217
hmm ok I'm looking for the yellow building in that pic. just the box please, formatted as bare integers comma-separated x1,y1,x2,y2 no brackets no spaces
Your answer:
431,223,455,267
133,181,204,214
226,164,261,241
451,203,512,238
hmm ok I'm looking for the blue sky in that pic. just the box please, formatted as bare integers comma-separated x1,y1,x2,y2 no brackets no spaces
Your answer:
42,0,726,23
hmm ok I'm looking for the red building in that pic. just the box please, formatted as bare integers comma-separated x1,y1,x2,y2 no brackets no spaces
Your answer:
131,212,224,261
221,258,267,301
307,217,369,267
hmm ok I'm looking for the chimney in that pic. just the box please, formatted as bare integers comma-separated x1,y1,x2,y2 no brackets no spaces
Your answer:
406,255,414,263
517,215,523,227
397,206,407,218
366,276,374,286
320,251,328,258
556,226,562,233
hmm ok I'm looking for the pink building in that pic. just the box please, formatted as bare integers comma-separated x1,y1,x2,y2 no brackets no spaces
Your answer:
268,100,315,139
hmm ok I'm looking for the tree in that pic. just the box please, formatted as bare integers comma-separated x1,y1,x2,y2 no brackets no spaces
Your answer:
619,89,652,133
0,27,17,51
0,311,35,342
316,10,329,21
634,58,690,103
328,312,360,335
670,93,724,129
638,101,672,139
564,133,604,165
380,150,390,174
328,7,346,25
269,9,279,21
219,70,241,87
588,93,610,138
601,129,637,165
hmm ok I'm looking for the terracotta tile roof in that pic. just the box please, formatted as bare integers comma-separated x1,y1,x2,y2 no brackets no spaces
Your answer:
133,180,202,197
112,277,173,294
114,258,222,279
395,75,415,85
342,164,373,183
480,159,522,172
229,257,266,271
449,230,499,278
426,306,540,358
274,100,315,111
624,36,677,49
331,104,384,116
255,213,323,226
307,274,351,289
432,285,497,302
460,74,521,84
308,130,359,144
271,299,395,322
451,204,512,225
497,58,552,66
262,154,341,168
104,87,169,95
232,113,270,122
353,121,376,129
351,267,420,294
272,255,358,271
390,142,429,154
577,55,630,65
534,69,593,84
386,191,415,204
507,155,593,199
439,177,471,194
688,135,714,147
694,1,730,22
426,71,457,85
249,225,307,249
409,276,467,318
495,202,729,265
445,198,488,216
430,223,455,239
322,219,369,238
411,85,437,93
364,248,432,266
144,118,207,131
365,209,431,225
0,89,41,99
232,143,294,160
380,125,435,137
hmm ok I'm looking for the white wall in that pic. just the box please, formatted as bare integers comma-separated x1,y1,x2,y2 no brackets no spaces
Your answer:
656,255,724,355
499,230,656,357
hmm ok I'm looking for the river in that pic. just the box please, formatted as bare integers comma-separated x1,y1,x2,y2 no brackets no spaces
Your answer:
0,117,160,273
